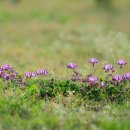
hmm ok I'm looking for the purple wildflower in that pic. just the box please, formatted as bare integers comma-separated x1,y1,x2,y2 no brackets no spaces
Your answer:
37,69,47,75
67,63,77,69
116,59,127,68
25,72,36,78
87,75,98,86
0,71,4,78
100,81,106,87
123,73,130,81
112,74,123,83
103,64,113,72
1,64,13,71
88,58,98,67
3,74,10,81
67,63,79,81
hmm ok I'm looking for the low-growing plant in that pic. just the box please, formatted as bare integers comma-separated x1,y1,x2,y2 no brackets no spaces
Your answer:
0,58,129,103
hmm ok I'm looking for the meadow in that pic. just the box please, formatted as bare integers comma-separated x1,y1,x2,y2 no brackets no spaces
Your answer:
0,0,130,130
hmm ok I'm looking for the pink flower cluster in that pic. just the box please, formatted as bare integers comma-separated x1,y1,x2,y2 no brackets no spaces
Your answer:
0,64,48,81
24,69,48,78
67,58,129,87
0,64,17,81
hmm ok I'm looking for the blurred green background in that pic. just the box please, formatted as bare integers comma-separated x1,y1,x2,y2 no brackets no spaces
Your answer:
0,0,130,77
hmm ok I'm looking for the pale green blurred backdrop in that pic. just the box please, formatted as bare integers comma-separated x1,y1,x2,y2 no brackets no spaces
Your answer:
0,0,130,77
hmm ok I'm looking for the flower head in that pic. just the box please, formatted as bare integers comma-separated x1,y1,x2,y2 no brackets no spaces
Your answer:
103,64,113,72
88,58,98,66
116,59,127,65
25,72,36,78
116,59,127,68
87,75,98,86
0,71,4,78
37,69,47,75
112,74,123,83
1,64,13,71
3,74,10,81
67,63,77,69
100,81,106,87
123,73,130,81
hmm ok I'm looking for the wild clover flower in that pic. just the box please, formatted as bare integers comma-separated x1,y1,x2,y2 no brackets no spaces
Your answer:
37,69,47,75
103,64,114,80
103,64,113,72
116,59,127,68
67,63,77,69
100,81,106,87
67,63,79,81
0,64,18,82
3,74,10,81
25,72,36,78
1,64,13,71
112,74,123,83
123,73,130,81
87,75,98,86
88,58,98,67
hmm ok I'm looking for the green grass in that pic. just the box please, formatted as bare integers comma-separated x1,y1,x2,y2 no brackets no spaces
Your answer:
0,83,130,130
0,0,130,130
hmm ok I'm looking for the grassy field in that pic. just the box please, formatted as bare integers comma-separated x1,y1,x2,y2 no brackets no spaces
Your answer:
0,77,130,130
0,0,130,130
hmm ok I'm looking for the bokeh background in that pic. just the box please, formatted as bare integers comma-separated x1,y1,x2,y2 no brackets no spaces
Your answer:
0,0,130,77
